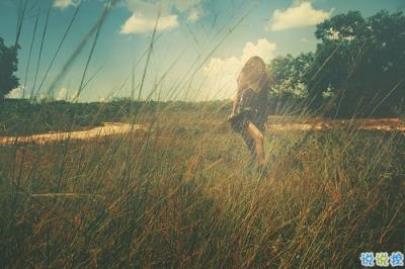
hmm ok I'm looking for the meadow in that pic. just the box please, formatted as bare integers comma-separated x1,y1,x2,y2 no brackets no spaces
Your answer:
1,1,404,267
0,104,403,268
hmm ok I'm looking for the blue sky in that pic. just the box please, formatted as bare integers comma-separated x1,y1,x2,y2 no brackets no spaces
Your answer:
0,0,403,101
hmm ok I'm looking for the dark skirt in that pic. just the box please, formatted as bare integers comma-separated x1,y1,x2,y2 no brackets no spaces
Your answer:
230,89,268,133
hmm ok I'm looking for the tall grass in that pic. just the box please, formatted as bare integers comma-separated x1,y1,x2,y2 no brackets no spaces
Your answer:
0,110,403,268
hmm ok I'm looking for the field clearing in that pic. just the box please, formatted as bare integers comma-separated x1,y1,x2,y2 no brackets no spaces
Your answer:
0,113,404,268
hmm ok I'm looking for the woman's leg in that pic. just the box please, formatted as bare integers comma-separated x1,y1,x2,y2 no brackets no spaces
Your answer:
241,131,256,166
246,122,265,166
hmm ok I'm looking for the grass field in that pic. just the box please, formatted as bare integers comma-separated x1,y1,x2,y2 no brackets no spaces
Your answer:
2,1,404,267
0,108,403,268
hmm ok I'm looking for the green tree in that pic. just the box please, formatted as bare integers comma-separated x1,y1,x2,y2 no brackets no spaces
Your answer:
305,11,405,117
270,53,314,99
0,37,19,100
267,53,314,114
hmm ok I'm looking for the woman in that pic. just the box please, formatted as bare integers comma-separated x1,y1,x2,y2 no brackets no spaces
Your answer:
228,56,269,172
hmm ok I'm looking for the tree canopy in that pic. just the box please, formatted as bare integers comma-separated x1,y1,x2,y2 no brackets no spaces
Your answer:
0,37,19,100
269,11,405,118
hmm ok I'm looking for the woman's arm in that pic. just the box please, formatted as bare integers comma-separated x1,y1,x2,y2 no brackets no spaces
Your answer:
229,75,244,118
231,91,240,116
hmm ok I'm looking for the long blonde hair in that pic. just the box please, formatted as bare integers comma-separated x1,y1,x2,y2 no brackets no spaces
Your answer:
237,56,269,93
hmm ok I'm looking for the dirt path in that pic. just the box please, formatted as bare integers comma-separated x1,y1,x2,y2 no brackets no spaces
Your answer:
0,122,146,145
269,119,404,132
0,119,403,145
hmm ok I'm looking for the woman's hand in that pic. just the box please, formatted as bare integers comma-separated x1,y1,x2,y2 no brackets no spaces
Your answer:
228,112,236,121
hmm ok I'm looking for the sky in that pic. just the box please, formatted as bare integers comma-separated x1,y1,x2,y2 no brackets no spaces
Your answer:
0,0,403,102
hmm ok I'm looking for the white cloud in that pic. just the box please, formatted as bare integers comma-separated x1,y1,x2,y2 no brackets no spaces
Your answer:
201,38,277,99
55,87,69,100
121,13,179,34
6,87,23,99
53,0,80,9
240,39,276,63
267,2,331,31
187,8,202,22
121,0,203,34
